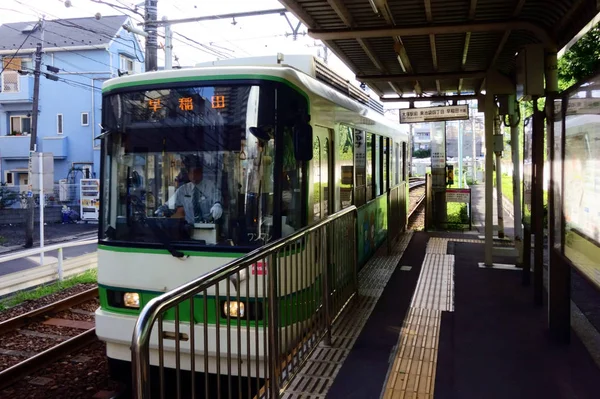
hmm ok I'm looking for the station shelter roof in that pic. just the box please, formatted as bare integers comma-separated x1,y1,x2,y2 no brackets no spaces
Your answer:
279,0,600,101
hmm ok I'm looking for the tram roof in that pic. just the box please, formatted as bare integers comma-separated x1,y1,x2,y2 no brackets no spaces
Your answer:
103,62,408,139
277,0,600,101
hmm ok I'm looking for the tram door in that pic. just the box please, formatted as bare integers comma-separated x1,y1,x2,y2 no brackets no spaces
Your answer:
312,127,333,221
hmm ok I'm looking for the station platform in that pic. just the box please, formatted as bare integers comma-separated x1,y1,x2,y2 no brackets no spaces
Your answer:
282,186,600,399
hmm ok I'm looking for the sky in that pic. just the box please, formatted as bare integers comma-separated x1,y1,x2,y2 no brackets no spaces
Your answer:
0,0,357,82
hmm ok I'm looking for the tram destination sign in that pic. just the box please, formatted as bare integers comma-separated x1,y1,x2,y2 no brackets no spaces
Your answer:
400,105,469,123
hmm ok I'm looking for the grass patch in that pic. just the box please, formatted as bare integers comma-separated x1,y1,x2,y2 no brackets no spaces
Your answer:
0,269,97,312
445,202,470,230
0,236,5,245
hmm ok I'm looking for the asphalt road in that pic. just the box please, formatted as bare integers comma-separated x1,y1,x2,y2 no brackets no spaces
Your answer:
0,242,98,277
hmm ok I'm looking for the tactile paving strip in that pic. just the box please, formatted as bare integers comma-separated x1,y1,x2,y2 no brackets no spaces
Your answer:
383,238,456,399
281,233,413,399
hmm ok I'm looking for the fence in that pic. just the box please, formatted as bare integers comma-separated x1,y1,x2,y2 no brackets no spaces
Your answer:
131,206,358,399
0,183,81,210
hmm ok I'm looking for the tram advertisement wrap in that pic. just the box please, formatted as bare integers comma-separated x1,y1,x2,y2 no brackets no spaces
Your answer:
564,92,600,289
357,196,388,266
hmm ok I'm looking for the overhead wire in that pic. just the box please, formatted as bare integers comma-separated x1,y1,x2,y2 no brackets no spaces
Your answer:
0,21,39,74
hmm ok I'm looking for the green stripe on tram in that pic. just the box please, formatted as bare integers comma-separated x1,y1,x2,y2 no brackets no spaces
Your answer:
98,244,246,258
99,271,350,327
102,74,309,103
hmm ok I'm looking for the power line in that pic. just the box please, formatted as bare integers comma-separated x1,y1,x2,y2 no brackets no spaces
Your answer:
0,21,39,74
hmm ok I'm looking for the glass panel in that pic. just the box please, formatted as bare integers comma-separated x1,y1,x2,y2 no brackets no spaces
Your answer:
366,133,373,202
323,137,330,217
383,138,388,192
10,117,19,133
337,125,353,210
354,130,366,206
312,137,321,221
564,83,600,288
553,98,563,251
101,84,278,248
21,117,31,134
374,135,381,196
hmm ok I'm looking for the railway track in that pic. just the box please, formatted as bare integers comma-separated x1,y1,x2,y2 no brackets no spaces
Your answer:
0,287,99,390
408,178,426,228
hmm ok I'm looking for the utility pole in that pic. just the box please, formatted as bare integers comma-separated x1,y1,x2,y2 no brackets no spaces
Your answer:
163,17,172,70
25,42,43,248
144,0,158,71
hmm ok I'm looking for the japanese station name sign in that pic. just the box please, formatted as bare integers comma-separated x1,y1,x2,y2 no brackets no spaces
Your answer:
400,105,469,123
446,188,471,203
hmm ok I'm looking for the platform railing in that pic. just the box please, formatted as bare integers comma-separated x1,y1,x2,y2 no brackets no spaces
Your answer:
0,237,97,281
131,206,358,399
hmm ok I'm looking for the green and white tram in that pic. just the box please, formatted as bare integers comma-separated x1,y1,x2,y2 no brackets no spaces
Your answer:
95,55,409,385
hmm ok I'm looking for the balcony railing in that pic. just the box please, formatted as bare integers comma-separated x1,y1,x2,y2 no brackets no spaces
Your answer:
0,74,33,102
0,135,32,159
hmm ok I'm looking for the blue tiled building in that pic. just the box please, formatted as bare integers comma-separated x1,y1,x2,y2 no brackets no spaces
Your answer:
0,15,144,190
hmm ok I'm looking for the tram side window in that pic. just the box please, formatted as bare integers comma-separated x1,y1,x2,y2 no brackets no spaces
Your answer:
277,84,307,236
337,124,353,210
354,130,366,207
312,137,321,221
402,142,407,181
375,135,381,197
383,137,388,192
366,133,374,202
394,142,400,185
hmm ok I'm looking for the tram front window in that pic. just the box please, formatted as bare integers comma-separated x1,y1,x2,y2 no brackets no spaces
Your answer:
100,84,284,248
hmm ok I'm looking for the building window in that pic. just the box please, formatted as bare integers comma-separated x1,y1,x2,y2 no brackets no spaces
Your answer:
9,115,31,135
81,112,89,126
119,55,134,74
57,114,63,134
5,172,13,185
2,57,21,93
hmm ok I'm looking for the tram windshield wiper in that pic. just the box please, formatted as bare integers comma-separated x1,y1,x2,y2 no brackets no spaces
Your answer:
144,218,186,258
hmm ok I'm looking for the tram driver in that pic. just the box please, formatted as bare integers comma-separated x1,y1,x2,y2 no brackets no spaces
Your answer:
172,155,223,225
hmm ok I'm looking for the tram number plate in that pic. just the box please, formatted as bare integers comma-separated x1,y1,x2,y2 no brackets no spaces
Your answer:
252,262,267,275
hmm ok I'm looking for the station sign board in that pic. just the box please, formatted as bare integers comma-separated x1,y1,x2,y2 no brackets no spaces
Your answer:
446,188,471,203
400,105,469,123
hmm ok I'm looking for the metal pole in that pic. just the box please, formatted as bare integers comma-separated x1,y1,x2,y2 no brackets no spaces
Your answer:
163,18,172,70
267,253,280,398
509,96,523,264
26,41,43,248
57,247,64,281
494,108,505,239
39,152,44,266
484,93,495,266
495,153,505,239
458,119,463,188
144,0,158,71
472,101,477,183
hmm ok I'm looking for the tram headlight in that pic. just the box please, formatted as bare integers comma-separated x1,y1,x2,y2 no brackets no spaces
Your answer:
123,292,140,309
223,301,245,318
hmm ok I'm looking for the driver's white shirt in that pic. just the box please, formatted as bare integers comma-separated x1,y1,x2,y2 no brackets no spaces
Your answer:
174,180,221,224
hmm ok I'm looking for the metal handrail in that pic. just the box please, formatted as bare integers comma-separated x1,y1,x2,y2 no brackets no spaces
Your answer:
131,205,358,399
0,237,98,281
0,238,97,264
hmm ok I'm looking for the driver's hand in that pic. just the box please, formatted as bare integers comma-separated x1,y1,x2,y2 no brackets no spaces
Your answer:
210,203,223,220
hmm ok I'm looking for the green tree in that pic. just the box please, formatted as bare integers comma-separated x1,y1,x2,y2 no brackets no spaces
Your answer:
558,23,600,91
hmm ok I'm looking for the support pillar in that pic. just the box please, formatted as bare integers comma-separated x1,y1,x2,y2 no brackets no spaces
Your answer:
484,94,495,266
509,96,523,265
494,106,505,238
545,49,570,342
532,97,544,306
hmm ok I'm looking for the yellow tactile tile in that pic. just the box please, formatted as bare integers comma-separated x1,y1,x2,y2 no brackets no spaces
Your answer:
384,237,455,399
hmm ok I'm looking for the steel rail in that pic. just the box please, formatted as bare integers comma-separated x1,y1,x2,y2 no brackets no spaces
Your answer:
0,328,97,390
408,194,426,221
0,287,98,334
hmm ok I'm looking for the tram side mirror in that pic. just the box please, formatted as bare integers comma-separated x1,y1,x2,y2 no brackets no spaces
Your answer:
293,122,313,161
